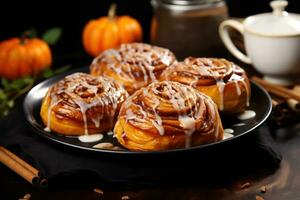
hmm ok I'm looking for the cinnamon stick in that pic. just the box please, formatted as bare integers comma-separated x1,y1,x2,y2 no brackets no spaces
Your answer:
287,99,300,112
0,146,39,185
252,76,300,101
293,85,300,93
272,99,279,107
0,146,39,176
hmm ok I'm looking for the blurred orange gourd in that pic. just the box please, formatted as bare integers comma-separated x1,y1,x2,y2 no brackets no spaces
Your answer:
82,4,143,57
0,37,52,79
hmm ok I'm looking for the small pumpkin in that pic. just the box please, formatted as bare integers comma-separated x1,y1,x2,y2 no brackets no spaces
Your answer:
0,37,52,79
83,4,143,57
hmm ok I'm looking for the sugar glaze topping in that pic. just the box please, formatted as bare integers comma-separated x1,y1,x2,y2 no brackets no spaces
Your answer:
91,43,176,92
78,134,104,143
162,57,250,111
237,110,256,120
120,81,221,148
44,73,128,136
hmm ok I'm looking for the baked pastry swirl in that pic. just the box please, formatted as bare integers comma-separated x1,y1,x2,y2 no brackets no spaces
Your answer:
114,81,224,151
160,57,251,114
40,73,128,135
90,43,176,94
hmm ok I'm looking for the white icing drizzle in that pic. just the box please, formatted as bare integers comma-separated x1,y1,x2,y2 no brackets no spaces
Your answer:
147,65,157,82
231,65,250,106
107,131,114,135
163,83,197,147
216,80,225,111
164,58,251,112
223,133,234,139
71,97,89,135
150,95,164,136
91,43,175,92
237,110,256,120
123,81,219,148
93,142,114,149
179,115,196,147
234,80,241,96
124,96,147,129
161,50,171,65
190,76,199,87
233,123,246,126
44,127,51,132
240,80,250,107
224,128,234,134
45,73,127,136
78,134,103,143
139,61,148,83
180,58,230,111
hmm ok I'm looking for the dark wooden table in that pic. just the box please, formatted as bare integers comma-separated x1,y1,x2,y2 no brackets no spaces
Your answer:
1,122,300,200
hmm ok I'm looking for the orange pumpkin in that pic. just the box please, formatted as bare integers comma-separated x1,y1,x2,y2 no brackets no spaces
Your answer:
0,37,52,79
83,4,143,57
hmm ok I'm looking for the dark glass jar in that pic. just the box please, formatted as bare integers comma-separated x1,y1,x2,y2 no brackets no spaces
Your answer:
151,0,228,59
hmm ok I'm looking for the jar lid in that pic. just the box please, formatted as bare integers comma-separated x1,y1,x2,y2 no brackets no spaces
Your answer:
244,0,300,37
160,0,222,6
152,0,225,11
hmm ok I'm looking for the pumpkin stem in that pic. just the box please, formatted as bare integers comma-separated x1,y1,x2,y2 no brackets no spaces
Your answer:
108,3,117,20
20,31,30,45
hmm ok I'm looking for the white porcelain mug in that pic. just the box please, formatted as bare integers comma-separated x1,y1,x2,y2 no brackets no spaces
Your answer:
219,0,300,85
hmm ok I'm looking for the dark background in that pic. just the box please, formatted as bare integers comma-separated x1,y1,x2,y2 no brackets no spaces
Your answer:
0,0,299,67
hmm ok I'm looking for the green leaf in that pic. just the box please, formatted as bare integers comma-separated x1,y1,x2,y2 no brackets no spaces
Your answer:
42,27,62,45
42,65,72,79
10,79,29,90
42,68,55,78
1,79,11,91
0,77,34,117
54,65,72,74
0,89,7,101
7,100,14,108
2,109,9,117
22,77,35,84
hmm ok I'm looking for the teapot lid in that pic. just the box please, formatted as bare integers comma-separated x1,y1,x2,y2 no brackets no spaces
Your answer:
244,0,300,37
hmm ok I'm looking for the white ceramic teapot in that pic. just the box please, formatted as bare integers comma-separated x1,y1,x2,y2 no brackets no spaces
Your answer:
219,0,300,85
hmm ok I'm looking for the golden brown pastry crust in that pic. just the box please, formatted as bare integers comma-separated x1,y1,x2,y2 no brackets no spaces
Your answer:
160,57,251,115
40,73,128,135
114,81,224,151
90,43,176,94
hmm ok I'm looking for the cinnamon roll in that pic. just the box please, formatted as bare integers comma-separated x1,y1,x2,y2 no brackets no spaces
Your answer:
40,73,128,135
90,43,176,94
160,57,251,114
114,81,223,151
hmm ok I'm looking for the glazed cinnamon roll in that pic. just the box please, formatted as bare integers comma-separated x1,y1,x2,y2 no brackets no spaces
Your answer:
160,57,251,114
40,73,128,135
90,43,176,94
114,81,223,151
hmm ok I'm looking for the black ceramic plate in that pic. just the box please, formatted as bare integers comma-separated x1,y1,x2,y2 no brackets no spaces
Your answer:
23,67,272,155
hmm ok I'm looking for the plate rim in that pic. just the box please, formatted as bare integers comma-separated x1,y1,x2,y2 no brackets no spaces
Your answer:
23,67,272,155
